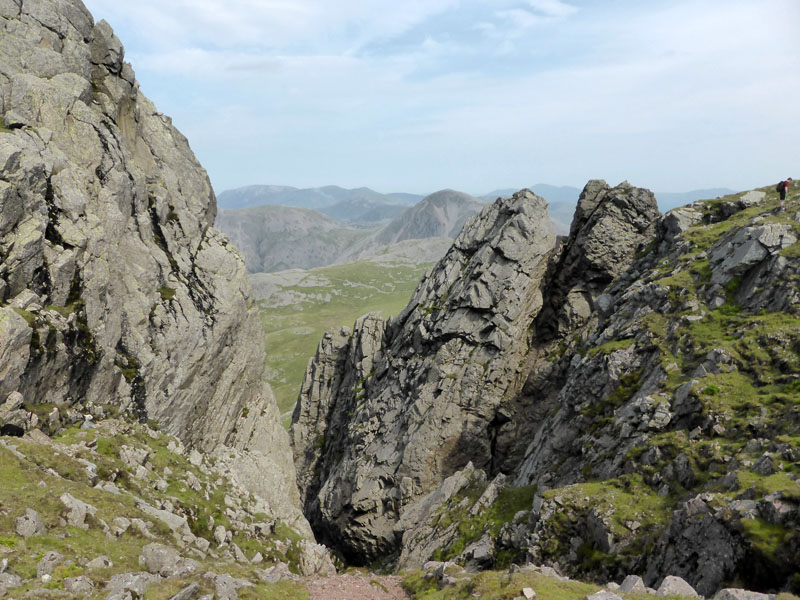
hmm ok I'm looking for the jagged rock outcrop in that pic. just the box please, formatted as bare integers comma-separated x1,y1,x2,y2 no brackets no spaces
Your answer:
291,189,558,561
294,178,800,592
0,0,308,537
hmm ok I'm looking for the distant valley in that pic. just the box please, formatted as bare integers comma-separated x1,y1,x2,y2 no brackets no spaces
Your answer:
252,250,442,425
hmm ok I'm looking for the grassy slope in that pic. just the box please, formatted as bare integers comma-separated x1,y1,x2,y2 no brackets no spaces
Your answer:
258,259,433,426
0,423,310,599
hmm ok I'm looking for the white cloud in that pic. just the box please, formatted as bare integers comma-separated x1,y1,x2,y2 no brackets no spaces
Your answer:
81,0,800,194
525,0,578,18
496,8,548,30
84,0,459,52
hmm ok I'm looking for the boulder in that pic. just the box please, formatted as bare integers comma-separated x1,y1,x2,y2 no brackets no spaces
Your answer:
620,575,647,594
85,555,113,569
258,562,293,583
139,543,199,578
64,576,94,595
297,540,337,576
15,508,46,538
657,575,700,598
105,572,162,600
0,572,23,593
713,589,773,600
59,493,96,528
203,572,252,600
168,582,201,600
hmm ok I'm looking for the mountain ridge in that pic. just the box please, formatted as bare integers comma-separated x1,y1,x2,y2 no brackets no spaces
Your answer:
290,179,800,593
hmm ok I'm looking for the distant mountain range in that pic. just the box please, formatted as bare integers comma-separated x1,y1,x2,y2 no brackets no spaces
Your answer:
217,185,423,224
216,190,486,273
218,183,737,228
216,184,739,273
215,205,376,273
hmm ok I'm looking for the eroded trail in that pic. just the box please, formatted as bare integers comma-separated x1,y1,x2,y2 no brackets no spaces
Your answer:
305,574,411,600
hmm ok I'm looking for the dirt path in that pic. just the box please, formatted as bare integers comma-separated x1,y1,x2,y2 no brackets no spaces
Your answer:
304,574,412,600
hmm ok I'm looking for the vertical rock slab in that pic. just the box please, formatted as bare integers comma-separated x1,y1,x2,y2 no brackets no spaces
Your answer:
291,190,556,562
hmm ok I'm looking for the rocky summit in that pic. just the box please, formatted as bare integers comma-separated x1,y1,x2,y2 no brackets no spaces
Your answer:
292,179,800,594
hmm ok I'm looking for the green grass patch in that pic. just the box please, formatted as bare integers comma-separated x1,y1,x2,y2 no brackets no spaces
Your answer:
588,338,635,358
403,569,600,600
541,475,670,538
158,285,176,301
44,302,83,318
741,518,792,558
735,470,800,500
258,259,431,425
11,306,38,326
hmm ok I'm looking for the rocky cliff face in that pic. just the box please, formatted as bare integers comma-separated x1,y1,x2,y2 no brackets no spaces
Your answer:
291,189,559,561
292,179,800,593
0,0,309,537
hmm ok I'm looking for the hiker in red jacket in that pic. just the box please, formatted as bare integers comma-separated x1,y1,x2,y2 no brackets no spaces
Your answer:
778,178,792,210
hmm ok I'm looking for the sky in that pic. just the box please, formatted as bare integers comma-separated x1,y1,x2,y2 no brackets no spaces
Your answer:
81,0,800,196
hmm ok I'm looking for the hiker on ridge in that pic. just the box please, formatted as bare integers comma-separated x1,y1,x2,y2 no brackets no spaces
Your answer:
778,177,792,210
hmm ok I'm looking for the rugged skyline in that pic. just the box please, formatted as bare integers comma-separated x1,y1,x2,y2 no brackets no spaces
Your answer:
80,0,800,196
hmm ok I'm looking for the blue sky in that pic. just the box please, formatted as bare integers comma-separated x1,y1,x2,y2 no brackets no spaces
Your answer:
81,0,800,196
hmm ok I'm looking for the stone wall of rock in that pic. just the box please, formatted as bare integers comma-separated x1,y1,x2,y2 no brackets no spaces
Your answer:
0,0,309,537
291,190,557,562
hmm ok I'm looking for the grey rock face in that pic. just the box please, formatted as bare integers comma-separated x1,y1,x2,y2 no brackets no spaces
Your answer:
292,190,557,562
15,508,46,538
646,497,744,596
0,0,308,538
1,0,255,448
535,180,661,339
708,224,796,285
396,463,486,569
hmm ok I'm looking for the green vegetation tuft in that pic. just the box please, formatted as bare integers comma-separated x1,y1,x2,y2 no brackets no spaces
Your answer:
159,285,176,301
588,337,635,358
